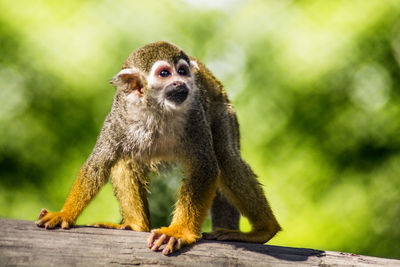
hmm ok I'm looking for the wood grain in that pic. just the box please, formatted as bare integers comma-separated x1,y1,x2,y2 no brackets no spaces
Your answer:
1,218,399,266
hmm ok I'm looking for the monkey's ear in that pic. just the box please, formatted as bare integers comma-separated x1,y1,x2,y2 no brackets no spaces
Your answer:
110,68,146,96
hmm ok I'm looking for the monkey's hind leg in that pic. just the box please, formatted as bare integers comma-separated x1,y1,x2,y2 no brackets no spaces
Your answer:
204,106,280,243
211,189,240,231
204,157,281,243
203,164,281,243
89,158,151,232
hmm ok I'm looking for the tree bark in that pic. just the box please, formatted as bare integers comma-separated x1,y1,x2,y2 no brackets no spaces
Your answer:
0,218,399,266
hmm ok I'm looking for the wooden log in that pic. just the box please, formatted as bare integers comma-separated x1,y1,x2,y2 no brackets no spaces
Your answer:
0,218,399,266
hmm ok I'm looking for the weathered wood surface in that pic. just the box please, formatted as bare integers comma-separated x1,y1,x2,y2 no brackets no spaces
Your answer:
0,219,399,267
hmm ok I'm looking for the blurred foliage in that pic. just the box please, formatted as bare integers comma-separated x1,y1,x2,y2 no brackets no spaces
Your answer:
0,0,400,259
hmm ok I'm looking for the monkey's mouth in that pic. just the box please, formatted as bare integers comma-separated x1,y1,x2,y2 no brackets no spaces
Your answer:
164,83,189,105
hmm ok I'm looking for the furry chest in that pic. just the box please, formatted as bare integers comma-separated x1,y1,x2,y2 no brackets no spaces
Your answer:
125,115,185,161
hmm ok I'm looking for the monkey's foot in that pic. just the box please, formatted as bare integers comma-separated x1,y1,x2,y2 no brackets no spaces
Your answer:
147,226,199,255
88,222,149,232
36,208,76,229
202,228,276,244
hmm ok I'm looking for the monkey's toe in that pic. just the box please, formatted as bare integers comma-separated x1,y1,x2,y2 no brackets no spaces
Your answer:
37,208,49,220
88,222,147,231
88,222,122,229
36,210,75,229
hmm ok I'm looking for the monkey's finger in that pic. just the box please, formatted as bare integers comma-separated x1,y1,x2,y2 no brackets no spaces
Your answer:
175,238,182,251
147,232,158,248
36,220,45,227
36,218,45,227
61,221,70,229
36,214,53,227
162,237,176,255
44,217,62,229
38,209,48,220
120,224,132,230
44,221,57,229
151,234,168,251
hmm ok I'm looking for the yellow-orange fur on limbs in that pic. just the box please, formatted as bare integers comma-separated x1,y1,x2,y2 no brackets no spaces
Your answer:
36,41,281,255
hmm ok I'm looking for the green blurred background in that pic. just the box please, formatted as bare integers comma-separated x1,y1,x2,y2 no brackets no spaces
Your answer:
1,0,400,259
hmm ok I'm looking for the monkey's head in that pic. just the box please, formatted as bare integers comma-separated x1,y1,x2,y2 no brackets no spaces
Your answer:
110,41,198,111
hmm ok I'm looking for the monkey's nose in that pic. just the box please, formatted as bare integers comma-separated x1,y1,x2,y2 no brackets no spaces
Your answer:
165,82,189,104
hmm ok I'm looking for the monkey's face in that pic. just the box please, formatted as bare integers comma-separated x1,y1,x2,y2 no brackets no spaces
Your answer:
147,59,195,109
111,58,196,112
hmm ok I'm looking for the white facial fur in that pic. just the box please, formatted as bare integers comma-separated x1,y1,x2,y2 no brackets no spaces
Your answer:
147,59,196,111
189,59,199,71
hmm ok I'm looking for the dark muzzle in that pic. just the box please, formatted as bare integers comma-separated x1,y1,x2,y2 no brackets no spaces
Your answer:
164,82,189,104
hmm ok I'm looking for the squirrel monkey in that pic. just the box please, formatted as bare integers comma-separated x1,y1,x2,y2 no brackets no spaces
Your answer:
36,41,281,255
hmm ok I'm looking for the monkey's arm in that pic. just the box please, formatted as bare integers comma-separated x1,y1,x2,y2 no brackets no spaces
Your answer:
36,122,119,229
148,155,218,255
148,107,219,255
90,158,151,232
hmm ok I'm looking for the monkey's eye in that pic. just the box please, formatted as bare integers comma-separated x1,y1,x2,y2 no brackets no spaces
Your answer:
178,67,188,76
159,69,171,77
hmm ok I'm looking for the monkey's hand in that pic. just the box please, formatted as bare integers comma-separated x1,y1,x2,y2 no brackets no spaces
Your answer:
36,208,76,229
147,226,199,255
